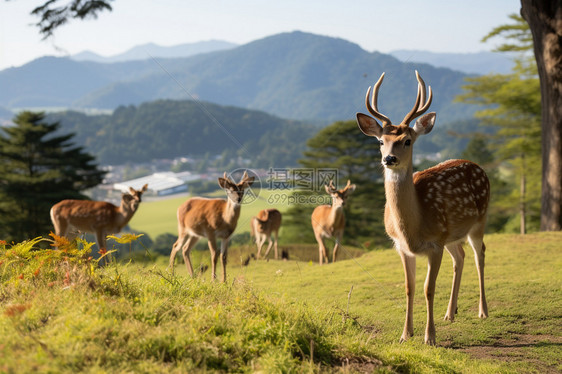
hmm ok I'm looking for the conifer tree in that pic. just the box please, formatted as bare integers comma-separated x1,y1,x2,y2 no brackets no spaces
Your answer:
283,120,387,248
0,111,105,241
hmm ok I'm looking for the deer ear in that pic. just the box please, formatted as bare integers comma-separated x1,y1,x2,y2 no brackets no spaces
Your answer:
241,176,255,188
324,184,333,194
356,113,383,139
122,193,134,203
413,112,436,135
218,177,231,190
141,184,148,192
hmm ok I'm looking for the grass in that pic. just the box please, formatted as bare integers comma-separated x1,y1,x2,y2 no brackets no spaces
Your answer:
0,232,560,372
129,188,293,239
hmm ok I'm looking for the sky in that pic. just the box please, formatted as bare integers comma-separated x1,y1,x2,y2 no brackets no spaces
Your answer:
0,0,521,71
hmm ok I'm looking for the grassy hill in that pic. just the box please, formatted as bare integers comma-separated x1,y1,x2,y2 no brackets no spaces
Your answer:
0,232,560,372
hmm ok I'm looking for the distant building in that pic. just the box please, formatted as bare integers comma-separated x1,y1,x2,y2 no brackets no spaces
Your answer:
114,171,200,196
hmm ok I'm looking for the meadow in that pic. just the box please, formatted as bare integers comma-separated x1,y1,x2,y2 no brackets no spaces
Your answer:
0,231,560,373
129,188,293,239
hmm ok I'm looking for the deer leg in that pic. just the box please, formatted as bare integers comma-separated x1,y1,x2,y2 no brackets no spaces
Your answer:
314,232,327,265
424,249,444,345
207,235,220,281
399,250,416,343
219,238,229,283
263,236,274,259
273,231,279,260
332,232,342,263
180,236,198,277
444,243,465,321
256,235,265,259
169,234,187,273
468,226,488,318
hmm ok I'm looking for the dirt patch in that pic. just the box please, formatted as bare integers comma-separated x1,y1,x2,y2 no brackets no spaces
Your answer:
446,334,562,373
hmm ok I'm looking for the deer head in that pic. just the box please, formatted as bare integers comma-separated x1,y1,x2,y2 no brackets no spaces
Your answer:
324,179,356,208
218,171,255,204
122,184,148,212
356,71,436,171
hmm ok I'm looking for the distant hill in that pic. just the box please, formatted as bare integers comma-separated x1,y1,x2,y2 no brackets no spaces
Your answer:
72,40,237,63
46,100,315,167
1,31,477,124
389,50,515,75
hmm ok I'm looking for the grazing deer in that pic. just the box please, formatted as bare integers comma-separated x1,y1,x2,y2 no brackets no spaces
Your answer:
50,184,148,251
251,209,282,260
311,180,356,265
356,71,489,345
169,171,254,282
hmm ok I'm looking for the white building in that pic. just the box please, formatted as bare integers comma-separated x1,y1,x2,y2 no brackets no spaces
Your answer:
114,171,200,196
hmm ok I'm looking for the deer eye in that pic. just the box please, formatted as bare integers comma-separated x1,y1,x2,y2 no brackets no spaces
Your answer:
405,139,411,146
379,140,384,146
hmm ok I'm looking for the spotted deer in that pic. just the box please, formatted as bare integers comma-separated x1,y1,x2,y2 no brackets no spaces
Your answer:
311,180,356,265
169,171,254,282
251,209,282,260
356,71,489,345
50,184,148,251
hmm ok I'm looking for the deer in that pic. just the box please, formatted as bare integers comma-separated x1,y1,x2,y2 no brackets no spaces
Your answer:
50,184,148,251
169,171,254,282
311,180,356,265
356,71,489,345
250,208,282,260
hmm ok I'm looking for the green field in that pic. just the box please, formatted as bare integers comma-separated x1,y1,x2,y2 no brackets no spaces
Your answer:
1,232,560,372
129,188,293,239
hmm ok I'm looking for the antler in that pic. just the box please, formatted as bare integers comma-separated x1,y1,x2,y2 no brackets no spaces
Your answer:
365,73,392,127
327,180,337,193
401,70,433,126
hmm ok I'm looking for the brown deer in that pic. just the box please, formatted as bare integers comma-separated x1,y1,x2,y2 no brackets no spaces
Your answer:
251,209,282,259
311,180,356,265
169,171,254,282
50,184,148,251
356,71,489,345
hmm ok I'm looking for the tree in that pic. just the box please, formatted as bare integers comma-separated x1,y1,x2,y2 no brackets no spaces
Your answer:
456,14,542,234
520,1,562,231
283,120,387,247
18,0,114,38
0,111,105,241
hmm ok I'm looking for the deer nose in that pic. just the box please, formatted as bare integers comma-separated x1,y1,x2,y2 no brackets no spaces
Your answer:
383,155,398,166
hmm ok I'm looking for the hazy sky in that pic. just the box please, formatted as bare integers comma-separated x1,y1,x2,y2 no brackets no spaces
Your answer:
0,0,521,70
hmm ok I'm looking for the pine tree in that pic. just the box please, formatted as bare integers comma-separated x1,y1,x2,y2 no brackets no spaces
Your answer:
0,111,105,241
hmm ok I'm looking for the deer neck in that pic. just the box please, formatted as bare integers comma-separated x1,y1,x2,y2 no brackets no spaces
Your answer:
222,198,241,226
329,204,344,225
117,200,138,228
384,164,423,242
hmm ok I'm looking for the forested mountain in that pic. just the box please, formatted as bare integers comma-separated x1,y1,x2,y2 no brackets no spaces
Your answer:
46,100,315,167
1,31,476,123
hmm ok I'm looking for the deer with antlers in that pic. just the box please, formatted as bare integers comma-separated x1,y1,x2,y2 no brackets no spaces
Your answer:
50,184,148,251
356,71,489,345
251,209,282,260
169,171,254,282
311,180,356,265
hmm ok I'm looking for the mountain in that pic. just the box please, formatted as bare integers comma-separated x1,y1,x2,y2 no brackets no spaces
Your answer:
389,50,515,75
46,99,315,167
0,31,477,124
72,40,237,63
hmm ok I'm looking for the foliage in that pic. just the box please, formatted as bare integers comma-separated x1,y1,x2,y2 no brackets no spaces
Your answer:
283,120,386,247
0,111,105,242
30,0,114,38
456,14,541,233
